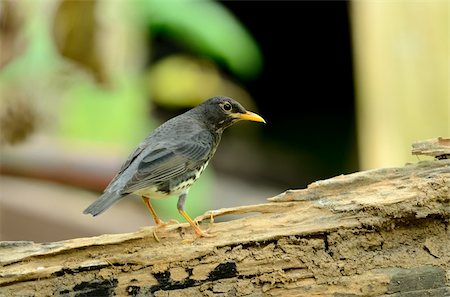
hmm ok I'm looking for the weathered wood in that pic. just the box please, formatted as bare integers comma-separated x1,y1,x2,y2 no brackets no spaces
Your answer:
1,160,449,296
412,136,450,159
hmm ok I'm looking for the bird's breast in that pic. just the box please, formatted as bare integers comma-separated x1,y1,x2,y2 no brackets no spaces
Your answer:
169,160,210,194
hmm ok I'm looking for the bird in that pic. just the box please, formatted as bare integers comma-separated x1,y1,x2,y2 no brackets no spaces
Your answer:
83,96,266,237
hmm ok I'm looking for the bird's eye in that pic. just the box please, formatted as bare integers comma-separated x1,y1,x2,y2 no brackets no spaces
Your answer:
222,102,232,111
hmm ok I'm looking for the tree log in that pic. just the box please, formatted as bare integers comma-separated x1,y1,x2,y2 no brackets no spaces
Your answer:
1,159,449,296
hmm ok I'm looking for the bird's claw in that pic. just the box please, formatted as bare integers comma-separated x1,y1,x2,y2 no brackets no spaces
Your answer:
152,219,180,243
192,212,216,236
152,230,160,242
194,230,216,238
155,219,180,227
194,211,215,226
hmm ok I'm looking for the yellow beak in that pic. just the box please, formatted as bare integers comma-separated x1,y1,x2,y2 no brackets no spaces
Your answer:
236,111,266,123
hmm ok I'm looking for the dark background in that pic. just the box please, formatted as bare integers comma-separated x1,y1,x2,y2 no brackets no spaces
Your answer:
214,2,357,188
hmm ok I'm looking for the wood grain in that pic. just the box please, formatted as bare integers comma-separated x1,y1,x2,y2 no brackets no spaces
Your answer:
1,159,449,296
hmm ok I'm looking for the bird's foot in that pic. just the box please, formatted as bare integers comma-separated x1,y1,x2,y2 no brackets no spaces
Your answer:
155,219,180,227
152,230,160,242
194,212,216,234
178,209,216,240
194,228,215,238
192,220,216,237
180,226,215,243
152,219,180,242
194,211,215,226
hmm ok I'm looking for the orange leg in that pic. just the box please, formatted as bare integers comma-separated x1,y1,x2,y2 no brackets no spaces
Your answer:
178,210,213,237
142,196,164,226
177,193,213,238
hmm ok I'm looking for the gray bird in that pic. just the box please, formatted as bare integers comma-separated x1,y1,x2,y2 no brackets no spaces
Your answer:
83,96,265,237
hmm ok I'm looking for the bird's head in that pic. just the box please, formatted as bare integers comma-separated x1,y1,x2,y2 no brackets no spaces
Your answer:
195,96,266,132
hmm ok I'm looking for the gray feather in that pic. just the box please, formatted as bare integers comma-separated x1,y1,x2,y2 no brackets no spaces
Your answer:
121,130,214,194
83,191,124,216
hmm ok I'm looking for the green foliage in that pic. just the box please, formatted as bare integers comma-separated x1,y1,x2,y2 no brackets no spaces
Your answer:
59,80,152,148
143,0,263,80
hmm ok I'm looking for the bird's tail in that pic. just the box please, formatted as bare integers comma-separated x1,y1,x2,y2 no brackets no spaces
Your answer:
83,191,124,216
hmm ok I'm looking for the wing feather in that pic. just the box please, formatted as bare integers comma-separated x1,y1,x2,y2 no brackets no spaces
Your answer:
121,130,214,194
105,141,150,191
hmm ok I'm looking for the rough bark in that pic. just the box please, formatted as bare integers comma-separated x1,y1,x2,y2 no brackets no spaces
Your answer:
412,136,450,159
1,158,449,296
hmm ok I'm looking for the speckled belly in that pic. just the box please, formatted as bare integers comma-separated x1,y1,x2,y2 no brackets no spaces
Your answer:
132,161,209,199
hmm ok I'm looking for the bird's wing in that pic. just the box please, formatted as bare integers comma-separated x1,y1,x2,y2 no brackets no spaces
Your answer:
105,139,149,189
121,130,214,194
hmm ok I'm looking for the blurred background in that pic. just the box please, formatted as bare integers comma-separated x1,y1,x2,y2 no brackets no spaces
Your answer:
0,0,447,242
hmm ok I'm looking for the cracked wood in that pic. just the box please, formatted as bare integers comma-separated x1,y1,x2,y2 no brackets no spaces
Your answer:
0,159,449,296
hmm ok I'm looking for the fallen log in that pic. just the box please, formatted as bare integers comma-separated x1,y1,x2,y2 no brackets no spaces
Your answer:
1,141,449,296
